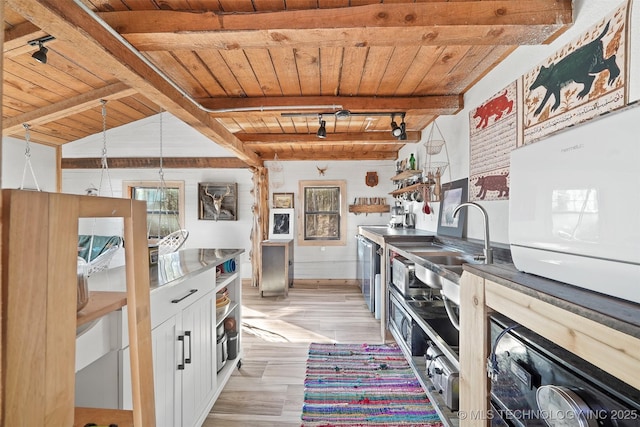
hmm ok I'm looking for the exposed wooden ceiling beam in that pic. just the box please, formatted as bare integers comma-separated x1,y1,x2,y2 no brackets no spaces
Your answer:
3,20,47,57
102,1,572,51
263,151,398,161
61,157,248,169
239,132,421,145
199,96,462,116
2,82,137,135
7,0,262,167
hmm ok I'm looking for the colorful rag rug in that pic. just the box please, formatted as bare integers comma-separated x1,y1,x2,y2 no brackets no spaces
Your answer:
301,343,443,427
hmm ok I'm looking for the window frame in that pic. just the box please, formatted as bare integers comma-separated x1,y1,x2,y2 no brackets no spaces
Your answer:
123,180,185,240
297,180,347,246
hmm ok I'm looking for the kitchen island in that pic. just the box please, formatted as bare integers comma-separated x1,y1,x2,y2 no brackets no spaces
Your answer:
76,248,244,427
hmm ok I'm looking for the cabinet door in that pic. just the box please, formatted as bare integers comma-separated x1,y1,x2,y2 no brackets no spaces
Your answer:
180,291,215,427
152,316,181,427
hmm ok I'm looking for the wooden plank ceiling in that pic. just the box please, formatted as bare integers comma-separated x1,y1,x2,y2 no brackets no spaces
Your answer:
3,0,573,167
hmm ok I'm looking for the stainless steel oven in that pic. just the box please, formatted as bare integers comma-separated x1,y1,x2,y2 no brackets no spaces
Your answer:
489,315,640,427
388,291,429,356
391,255,431,298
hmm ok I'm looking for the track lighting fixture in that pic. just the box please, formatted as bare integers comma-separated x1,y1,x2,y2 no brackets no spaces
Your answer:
390,114,402,138
316,115,327,139
32,42,48,64
390,113,407,140
27,35,55,65
399,121,407,140
282,110,407,139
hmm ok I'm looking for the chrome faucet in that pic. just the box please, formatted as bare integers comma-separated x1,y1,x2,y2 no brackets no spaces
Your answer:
453,202,493,264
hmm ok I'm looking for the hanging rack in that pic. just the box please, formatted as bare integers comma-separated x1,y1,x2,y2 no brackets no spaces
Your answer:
423,120,452,202
20,123,41,191
154,110,189,255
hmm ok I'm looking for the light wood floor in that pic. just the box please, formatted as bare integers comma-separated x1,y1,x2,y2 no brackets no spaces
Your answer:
204,282,386,427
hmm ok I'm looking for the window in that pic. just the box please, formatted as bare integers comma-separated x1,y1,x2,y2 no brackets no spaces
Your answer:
124,181,185,239
298,180,347,246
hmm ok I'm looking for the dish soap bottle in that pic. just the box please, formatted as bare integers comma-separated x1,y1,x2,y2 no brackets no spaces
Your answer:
409,153,416,170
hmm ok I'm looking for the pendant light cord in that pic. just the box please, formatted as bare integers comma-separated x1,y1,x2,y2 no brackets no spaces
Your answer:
20,123,41,191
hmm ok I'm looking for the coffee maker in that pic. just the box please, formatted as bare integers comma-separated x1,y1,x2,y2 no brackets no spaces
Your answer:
389,204,404,228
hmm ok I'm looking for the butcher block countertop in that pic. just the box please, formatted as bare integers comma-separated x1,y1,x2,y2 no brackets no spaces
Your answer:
464,262,640,339
76,291,127,327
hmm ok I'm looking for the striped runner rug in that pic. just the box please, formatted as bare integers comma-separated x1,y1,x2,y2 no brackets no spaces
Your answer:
301,343,444,427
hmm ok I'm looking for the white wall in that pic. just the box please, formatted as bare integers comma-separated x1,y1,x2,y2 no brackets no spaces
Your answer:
2,136,56,191
400,0,639,245
266,160,396,279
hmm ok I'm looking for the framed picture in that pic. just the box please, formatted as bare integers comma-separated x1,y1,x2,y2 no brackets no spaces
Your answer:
273,192,294,208
198,182,237,221
269,208,295,240
437,178,468,238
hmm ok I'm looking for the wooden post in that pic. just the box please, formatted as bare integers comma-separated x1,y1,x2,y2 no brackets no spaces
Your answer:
250,166,270,287
459,271,491,427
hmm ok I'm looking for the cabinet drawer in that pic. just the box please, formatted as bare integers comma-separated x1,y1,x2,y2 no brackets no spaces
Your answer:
120,268,216,347
150,268,216,329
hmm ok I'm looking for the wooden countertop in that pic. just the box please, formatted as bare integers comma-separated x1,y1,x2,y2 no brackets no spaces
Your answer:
464,263,640,339
77,291,127,327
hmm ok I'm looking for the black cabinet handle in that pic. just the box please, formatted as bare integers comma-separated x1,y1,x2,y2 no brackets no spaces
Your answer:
177,335,185,370
184,331,192,364
171,289,198,303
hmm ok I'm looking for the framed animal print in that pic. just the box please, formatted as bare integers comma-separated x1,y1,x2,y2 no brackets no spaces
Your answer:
523,2,628,143
198,182,237,221
269,208,294,240
469,81,517,202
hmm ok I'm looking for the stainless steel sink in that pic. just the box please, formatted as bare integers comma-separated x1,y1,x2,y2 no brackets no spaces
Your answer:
415,264,446,289
413,254,470,265
412,252,474,289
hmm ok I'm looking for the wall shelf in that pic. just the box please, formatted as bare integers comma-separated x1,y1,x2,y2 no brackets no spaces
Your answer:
389,183,422,196
348,204,390,214
391,170,422,181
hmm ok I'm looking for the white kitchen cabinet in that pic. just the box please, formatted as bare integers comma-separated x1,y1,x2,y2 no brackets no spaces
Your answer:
129,250,242,427
151,316,180,427
181,290,216,427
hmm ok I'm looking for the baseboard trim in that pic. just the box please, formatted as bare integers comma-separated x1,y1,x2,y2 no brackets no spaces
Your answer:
293,279,359,287
242,278,359,287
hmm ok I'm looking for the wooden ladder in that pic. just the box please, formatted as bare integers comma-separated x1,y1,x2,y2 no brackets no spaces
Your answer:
0,190,156,427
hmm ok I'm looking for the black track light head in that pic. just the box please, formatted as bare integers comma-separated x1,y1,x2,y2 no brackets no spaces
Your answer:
399,121,407,140
317,119,327,139
391,121,402,138
32,42,48,64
